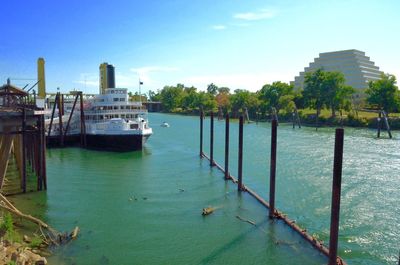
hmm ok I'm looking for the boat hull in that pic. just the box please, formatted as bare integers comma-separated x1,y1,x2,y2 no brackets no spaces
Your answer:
86,133,151,151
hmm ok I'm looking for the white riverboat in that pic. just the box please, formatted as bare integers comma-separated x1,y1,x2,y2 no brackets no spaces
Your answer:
83,88,152,151
44,88,152,151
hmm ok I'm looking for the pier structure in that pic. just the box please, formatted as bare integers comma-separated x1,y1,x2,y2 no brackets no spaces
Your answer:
0,80,46,195
45,91,89,147
199,111,347,265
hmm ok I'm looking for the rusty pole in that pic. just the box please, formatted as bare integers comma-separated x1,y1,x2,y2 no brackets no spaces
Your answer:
224,113,230,180
238,115,244,191
210,112,214,167
41,114,47,190
269,118,277,218
328,128,344,265
200,111,204,157
21,107,27,193
57,93,64,146
79,92,87,147
377,111,381,138
63,94,79,139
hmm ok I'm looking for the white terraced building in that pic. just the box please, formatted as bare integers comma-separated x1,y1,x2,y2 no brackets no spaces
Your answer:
293,49,383,91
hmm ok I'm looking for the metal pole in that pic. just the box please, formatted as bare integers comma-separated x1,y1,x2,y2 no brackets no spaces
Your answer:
63,94,79,138
210,112,214,166
48,93,58,138
57,93,64,146
269,119,277,218
377,111,381,138
224,113,230,180
328,128,344,265
200,111,203,157
79,92,87,147
41,114,47,190
238,115,244,191
22,107,27,193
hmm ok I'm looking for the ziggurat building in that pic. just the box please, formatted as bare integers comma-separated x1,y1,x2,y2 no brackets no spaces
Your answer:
293,49,383,91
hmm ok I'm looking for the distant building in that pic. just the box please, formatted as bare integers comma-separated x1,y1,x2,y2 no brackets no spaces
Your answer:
99,62,115,94
293,49,383,91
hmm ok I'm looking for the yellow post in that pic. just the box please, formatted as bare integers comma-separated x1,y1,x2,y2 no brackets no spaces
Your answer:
99,63,108,94
37,57,46,98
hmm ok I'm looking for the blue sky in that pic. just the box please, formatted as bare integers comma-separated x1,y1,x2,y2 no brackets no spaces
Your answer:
1,0,399,95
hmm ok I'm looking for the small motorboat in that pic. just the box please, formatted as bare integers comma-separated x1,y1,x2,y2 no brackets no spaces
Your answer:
161,121,170,127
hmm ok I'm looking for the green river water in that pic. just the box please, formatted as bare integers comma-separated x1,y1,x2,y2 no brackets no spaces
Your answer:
10,113,399,265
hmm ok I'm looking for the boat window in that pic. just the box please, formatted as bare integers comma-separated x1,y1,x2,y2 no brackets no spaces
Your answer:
114,106,118,110
121,114,125,118
100,115,104,119
130,124,139,129
120,98,124,101
113,98,119,102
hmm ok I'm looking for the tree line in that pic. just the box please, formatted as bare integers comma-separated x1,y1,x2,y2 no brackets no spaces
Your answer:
142,70,399,119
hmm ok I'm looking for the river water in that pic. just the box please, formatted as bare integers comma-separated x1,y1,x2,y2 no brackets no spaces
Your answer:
11,113,399,264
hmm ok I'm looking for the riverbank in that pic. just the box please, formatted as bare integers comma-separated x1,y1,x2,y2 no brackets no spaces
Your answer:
0,209,48,265
161,109,400,130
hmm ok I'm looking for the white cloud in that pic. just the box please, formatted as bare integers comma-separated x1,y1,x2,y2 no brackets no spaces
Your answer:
233,9,276,21
212,25,226,30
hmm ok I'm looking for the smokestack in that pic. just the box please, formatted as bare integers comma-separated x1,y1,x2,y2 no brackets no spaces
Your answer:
37,58,46,98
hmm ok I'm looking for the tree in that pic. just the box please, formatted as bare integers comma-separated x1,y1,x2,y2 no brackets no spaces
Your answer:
258,81,293,114
323,71,354,117
207,83,218,95
230,89,259,117
160,85,185,111
366,73,399,113
303,69,326,116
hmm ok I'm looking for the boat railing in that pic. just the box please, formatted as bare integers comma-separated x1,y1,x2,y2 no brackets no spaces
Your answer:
85,108,148,115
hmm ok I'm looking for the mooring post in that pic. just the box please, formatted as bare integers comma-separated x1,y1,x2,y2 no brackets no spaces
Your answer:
292,112,295,129
377,111,381,138
224,113,230,180
22,107,27,193
79,92,87,147
328,128,344,265
57,92,64,146
41,114,47,190
269,118,278,218
200,111,204,157
238,115,244,191
210,112,214,166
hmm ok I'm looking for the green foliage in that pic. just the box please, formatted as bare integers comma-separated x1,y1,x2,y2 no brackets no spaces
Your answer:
303,69,355,117
0,213,21,243
366,73,399,113
206,83,218,95
258,81,294,114
7,261,17,265
160,85,185,112
230,89,259,117
0,213,14,234
29,237,43,248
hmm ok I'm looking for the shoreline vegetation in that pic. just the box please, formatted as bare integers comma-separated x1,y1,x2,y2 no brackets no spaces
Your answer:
158,108,400,130
0,194,79,265
140,70,400,130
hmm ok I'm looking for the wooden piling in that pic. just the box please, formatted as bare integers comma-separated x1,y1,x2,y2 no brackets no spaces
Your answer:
57,93,64,146
200,111,204,157
41,114,47,190
210,112,214,167
224,113,230,180
48,93,58,139
22,107,27,193
238,115,244,191
79,92,87,147
269,119,277,218
377,112,381,138
64,94,79,138
328,128,344,265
